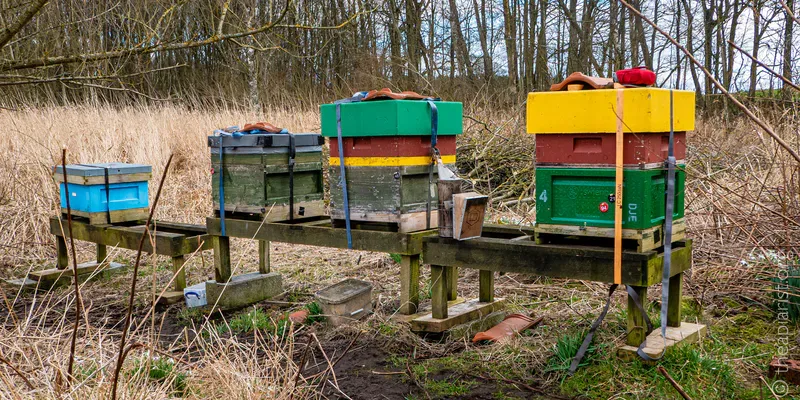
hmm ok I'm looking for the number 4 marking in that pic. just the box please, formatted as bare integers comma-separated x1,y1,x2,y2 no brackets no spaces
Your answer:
539,189,548,203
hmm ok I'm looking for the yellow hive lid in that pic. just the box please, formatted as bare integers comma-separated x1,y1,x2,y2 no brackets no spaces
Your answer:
526,87,695,134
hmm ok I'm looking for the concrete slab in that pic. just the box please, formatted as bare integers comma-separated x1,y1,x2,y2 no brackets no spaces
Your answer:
617,322,707,361
157,291,186,305
205,272,283,309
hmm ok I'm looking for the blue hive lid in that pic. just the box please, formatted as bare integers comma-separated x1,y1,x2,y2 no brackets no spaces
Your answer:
54,162,152,176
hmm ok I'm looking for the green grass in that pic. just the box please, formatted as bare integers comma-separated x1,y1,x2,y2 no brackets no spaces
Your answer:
204,307,291,338
305,301,324,323
771,265,800,322
130,354,188,395
390,295,799,399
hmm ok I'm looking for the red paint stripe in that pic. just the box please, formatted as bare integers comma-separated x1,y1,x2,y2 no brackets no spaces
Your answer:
329,135,456,157
535,132,686,165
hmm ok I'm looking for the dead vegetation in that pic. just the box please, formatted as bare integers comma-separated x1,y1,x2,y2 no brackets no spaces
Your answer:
0,104,798,398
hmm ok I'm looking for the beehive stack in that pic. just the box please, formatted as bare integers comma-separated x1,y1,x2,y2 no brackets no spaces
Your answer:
209,132,325,221
527,87,695,251
54,163,151,225
320,99,463,232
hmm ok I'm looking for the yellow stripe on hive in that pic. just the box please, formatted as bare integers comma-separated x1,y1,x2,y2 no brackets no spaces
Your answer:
330,155,457,167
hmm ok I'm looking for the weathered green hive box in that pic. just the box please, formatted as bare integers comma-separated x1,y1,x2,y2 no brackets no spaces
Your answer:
320,100,463,137
535,167,685,230
322,99,463,232
209,133,325,221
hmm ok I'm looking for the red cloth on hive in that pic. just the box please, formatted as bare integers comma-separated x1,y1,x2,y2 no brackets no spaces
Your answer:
615,67,656,86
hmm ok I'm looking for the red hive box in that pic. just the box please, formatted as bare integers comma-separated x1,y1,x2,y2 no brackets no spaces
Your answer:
535,132,686,167
329,135,456,158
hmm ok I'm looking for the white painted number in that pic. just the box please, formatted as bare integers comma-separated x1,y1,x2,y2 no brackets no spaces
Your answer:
539,190,548,203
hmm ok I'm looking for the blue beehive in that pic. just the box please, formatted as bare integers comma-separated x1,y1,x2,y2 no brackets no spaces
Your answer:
54,163,152,225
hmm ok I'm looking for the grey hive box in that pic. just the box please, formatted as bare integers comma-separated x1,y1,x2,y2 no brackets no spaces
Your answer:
315,279,373,325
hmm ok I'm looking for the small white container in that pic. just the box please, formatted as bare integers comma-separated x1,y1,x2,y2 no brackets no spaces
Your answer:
184,282,207,308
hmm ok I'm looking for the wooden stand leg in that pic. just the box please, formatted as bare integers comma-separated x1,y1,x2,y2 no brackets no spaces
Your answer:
445,266,458,301
399,254,420,315
667,272,683,327
258,240,270,274
56,236,69,270
479,270,494,302
626,285,648,346
96,244,107,265
431,265,449,319
172,255,187,291
213,236,232,282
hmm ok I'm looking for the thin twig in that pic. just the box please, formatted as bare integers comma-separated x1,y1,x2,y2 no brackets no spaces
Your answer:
759,375,781,400
110,154,174,400
618,0,800,165
289,333,312,399
61,148,82,384
657,366,693,400
0,352,34,390
778,0,800,25
727,40,799,92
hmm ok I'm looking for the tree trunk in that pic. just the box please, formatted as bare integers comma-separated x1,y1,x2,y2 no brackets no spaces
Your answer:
783,0,795,97
502,0,518,88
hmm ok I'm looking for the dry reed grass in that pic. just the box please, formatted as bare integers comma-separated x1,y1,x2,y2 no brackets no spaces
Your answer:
0,105,798,398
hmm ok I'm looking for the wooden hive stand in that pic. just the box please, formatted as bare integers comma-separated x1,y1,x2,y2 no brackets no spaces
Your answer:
11,217,213,305
420,224,702,351
206,214,437,313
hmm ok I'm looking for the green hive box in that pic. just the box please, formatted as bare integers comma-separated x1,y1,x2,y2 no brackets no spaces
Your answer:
209,133,325,221
328,164,456,233
534,167,685,230
320,100,463,137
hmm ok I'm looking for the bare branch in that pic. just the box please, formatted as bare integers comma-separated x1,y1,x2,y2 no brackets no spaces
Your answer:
0,0,50,49
778,0,800,25
728,40,800,91
618,0,800,165
0,0,292,72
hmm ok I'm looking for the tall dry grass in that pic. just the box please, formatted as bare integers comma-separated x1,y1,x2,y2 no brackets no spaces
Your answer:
0,105,798,398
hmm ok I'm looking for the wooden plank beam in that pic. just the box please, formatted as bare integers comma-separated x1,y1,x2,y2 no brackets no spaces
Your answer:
411,298,506,333
49,217,211,257
423,236,692,286
206,217,434,255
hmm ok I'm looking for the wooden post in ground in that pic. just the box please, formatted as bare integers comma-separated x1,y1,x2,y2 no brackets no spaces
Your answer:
399,254,421,314
258,240,270,274
667,272,683,327
57,236,69,270
430,264,448,319
626,285,648,346
213,236,232,282
479,270,494,302
172,255,187,291
445,266,458,301
96,244,107,265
